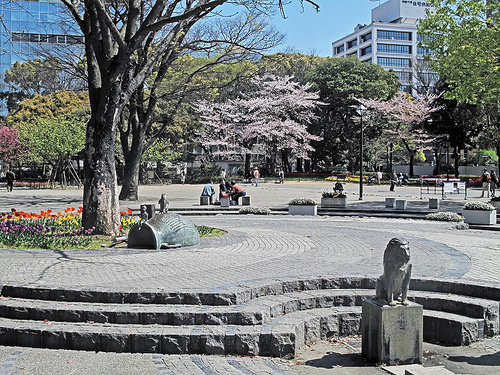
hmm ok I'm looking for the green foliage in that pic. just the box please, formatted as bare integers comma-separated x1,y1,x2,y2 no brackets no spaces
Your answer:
8,91,89,164
415,150,426,163
419,0,500,106
195,225,226,237
1,58,66,113
305,57,400,171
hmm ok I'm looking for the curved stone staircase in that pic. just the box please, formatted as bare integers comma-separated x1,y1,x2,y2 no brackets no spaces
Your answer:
0,276,498,358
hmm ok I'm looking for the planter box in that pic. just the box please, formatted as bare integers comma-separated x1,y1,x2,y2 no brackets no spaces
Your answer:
288,205,317,216
489,201,500,210
385,198,396,208
462,209,497,225
321,197,347,208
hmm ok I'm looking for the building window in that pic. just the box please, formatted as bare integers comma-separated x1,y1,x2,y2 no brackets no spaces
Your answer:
361,46,372,56
361,32,372,43
377,30,412,41
397,72,412,82
417,46,432,55
347,51,357,57
377,44,411,54
335,45,344,54
11,32,83,45
347,39,357,49
377,57,411,67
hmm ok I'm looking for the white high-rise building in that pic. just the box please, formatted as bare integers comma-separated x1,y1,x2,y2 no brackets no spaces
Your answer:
332,0,437,94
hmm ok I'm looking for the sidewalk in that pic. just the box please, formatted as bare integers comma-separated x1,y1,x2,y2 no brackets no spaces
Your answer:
0,181,499,375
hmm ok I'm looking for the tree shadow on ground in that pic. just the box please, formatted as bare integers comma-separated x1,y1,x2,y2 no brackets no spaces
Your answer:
304,352,373,368
447,352,500,366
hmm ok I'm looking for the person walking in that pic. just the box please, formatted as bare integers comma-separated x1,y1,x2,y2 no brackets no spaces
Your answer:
390,170,397,191
490,169,498,198
5,168,14,192
480,168,491,198
253,168,259,187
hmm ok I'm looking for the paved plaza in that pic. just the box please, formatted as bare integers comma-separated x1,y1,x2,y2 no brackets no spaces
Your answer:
0,181,499,374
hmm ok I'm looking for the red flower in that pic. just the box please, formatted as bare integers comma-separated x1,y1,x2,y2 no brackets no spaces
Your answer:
127,208,133,215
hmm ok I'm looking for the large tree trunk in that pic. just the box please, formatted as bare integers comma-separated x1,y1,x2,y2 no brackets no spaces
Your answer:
119,153,142,200
82,116,120,236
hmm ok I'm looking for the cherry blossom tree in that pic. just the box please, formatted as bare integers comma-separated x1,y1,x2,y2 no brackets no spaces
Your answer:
194,74,322,174
0,126,25,166
360,92,438,176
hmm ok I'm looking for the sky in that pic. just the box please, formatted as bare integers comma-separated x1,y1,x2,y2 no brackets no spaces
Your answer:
267,0,383,57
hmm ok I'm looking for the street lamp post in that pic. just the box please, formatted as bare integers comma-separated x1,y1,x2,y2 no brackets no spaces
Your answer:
356,104,367,200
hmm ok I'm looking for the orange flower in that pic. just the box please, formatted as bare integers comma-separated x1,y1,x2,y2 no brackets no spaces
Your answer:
127,208,133,215
120,211,126,216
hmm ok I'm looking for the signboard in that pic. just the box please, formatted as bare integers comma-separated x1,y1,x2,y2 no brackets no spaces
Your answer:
444,182,466,194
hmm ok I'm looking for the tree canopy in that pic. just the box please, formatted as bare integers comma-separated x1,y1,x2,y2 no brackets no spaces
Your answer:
419,0,500,105
7,91,89,164
305,56,400,172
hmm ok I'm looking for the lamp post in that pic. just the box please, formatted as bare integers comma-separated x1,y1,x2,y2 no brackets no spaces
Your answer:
445,134,450,181
356,104,367,200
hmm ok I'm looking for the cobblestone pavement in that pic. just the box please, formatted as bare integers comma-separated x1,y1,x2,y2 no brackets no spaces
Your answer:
0,181,499,374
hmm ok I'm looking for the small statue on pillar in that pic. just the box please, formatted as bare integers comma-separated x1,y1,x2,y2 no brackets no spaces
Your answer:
158,194,169,214
138,204,149,229
375,237,412,306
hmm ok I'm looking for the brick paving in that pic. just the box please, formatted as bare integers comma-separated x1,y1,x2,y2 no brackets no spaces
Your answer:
0,181,499,374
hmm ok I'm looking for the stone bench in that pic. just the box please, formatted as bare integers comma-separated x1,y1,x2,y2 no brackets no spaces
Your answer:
396,199,407,210
200,196,210,205
242,196,251,205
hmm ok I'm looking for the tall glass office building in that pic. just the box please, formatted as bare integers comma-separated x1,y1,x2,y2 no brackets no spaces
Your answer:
0,0,83,76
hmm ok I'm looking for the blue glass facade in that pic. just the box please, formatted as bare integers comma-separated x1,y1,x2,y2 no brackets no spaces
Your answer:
0,0,82,75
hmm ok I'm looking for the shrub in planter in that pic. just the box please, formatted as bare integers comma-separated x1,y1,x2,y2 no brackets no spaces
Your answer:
239,206,271,215
288,198,317,206
426,212,464,222
321,191,346,198
463,201,495,211
288,198,317,216
462,201,496,225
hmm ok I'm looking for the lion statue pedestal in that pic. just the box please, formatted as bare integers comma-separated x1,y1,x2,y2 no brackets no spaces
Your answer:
362,238,423,365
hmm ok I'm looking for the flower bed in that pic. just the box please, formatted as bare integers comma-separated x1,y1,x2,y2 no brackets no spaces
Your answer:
238,206,271,215
426,212,464,222
0,207,96,249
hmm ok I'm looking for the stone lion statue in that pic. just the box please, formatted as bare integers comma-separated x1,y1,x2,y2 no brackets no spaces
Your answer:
375,237,412,306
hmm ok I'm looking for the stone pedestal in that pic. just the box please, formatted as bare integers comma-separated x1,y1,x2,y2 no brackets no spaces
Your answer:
200,196,209,205
242,196,251,205
429,198,440,209
220,198,229,207
362,299,423,365
396,200,408,210
144,204,156,219
385,198,396,208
